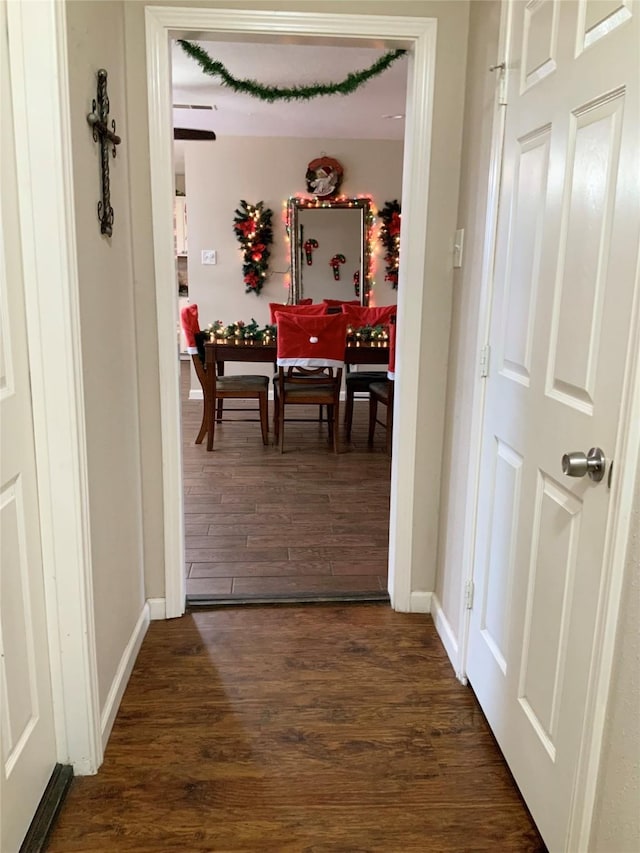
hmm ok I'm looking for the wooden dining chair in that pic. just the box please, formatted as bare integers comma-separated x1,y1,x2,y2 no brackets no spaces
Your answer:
273,311,348,453
368,323,396,455
180,304,269,449
342,306,397,440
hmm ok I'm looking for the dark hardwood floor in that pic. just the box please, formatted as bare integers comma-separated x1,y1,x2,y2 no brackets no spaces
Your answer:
46,605,546,852
180,360,391,599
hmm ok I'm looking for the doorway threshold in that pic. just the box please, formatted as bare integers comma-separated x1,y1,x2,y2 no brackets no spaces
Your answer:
186,590,390,610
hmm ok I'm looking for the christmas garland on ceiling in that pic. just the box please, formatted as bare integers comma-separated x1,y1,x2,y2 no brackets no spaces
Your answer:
233,200,273,296
177,40,406,102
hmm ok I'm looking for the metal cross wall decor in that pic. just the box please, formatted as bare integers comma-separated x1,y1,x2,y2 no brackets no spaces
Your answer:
87,69,121,237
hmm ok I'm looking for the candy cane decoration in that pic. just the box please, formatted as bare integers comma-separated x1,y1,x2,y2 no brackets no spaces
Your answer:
353,269,360,297
329,253,346,281
303,238,318,265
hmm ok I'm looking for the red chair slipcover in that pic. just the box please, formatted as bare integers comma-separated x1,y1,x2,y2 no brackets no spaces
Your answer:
341,304,397,328
387,322,397,380
275,312,348,369
180,303,201,354
268,302,327,325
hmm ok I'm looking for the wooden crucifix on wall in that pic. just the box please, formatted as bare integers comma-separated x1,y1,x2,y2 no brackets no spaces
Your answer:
87,69,121,237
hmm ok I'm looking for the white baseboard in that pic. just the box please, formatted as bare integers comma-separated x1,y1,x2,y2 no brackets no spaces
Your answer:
409,591,432,613
431,593,463,679
100,602,150,748
147,597,166,620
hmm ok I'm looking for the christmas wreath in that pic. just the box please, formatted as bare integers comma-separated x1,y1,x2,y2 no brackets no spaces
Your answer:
232,200,273,295
378,200,401,289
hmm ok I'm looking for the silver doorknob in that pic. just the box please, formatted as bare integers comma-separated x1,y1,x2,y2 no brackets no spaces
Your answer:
561,447,606,482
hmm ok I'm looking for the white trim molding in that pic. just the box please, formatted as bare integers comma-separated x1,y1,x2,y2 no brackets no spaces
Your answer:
101,604,150,748
409,591,432,613
430,594,463,682
144,5,438,619
7,0,102,775
147,598,167,621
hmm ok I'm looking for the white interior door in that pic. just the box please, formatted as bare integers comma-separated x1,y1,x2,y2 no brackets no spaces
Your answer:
0,3,58,849
466,1,639,850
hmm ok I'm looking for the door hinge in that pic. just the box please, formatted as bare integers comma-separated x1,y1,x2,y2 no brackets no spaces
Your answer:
465,579,475,610
489,61,508,105
480,344,491,378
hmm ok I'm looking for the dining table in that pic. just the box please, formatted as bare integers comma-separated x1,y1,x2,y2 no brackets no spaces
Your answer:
203,338,391,451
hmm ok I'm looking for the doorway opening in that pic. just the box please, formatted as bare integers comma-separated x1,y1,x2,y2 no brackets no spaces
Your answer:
172,36,407,605
145,8,438,619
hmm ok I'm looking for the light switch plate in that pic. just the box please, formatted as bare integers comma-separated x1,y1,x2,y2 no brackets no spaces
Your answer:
453,229,464,269
202,249,217,265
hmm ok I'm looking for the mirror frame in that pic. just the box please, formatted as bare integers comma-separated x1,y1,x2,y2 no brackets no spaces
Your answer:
287,196,372,305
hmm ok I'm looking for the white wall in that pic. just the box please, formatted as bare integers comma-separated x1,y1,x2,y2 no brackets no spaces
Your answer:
433,0,501,666
185,136,402,324
66,1,145,710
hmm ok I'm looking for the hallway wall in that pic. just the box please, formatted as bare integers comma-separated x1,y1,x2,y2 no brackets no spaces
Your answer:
65,0,145,711
433,0,501,674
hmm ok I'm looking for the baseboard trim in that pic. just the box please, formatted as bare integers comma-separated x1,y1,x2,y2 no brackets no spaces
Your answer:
187,590,390,609
19,763,73,853
431,593,463,677
147,597,167,620
100,602,150,748
409,591,432,613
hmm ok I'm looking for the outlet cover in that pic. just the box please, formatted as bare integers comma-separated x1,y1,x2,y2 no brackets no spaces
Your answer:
202,249,217,265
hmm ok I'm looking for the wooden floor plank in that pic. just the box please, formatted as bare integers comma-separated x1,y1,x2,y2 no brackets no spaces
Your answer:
47,605,546,852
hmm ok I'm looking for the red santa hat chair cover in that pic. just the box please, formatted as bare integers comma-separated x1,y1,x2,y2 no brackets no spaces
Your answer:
180,303,201,355
268,302,326,325
273,312,348,453
341,304,397,328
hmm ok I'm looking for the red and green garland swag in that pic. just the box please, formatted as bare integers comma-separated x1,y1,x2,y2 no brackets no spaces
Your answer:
233,200,273,295
378,200,401,289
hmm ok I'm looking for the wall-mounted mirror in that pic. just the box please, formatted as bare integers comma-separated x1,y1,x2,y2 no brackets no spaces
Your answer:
288,196,372,305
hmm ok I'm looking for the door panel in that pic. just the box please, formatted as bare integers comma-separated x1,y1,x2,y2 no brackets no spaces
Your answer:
466,1,639,849
0,2,58,849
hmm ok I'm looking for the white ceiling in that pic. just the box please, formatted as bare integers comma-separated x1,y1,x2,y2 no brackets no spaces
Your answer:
171,39,408,171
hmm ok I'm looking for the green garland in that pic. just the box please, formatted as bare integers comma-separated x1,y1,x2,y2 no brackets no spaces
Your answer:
232,200,273,296
178,40,406,102
207,319,276,342
204,320,389,345
378,200,401,289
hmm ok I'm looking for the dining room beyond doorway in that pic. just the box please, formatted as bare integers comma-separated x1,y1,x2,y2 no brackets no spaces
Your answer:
181,361,391,603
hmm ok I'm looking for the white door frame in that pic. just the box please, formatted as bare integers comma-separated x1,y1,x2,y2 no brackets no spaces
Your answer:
144,7,438,618
458,4,640,849
6,0,102,774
